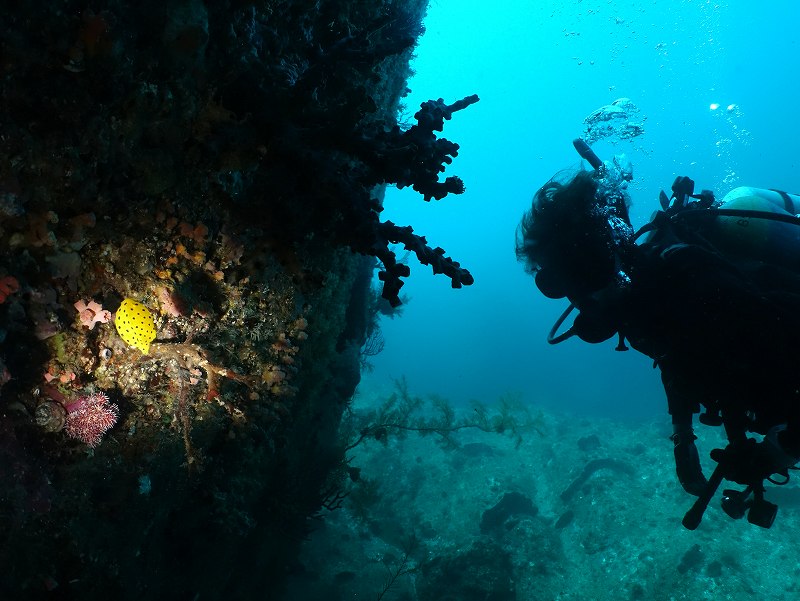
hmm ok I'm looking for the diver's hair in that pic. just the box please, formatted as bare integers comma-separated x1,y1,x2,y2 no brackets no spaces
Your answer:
516,170,598,272
515,170,619,296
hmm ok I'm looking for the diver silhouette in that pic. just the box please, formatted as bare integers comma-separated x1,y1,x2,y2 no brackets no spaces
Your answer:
517,139,800,529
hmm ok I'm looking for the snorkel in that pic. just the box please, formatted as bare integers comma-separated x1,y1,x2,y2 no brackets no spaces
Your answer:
573,138,634,238
573,138,603,171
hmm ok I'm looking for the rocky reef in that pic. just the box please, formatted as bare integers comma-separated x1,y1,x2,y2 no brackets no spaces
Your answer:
0,1,474,598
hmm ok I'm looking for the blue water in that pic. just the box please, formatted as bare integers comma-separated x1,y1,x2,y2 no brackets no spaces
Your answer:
362,0,800,422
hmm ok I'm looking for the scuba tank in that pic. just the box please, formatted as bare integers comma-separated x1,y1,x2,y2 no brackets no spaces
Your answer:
708,187,800,268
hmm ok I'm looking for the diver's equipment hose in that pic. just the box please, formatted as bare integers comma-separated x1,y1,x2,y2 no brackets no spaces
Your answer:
547,303,577,344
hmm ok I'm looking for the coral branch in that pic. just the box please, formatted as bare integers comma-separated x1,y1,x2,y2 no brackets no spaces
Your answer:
347,95,479,306
362,94,479,202
376,221,474,307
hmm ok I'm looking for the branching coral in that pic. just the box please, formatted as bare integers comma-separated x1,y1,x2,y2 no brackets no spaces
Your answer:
369,95,479,201
349,95,480,307
374,220,474,307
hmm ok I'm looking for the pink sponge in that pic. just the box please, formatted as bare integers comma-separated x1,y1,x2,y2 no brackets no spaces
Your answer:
74,299,112,330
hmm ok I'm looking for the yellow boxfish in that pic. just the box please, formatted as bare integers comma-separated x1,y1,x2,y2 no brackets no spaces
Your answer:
115,298,157,354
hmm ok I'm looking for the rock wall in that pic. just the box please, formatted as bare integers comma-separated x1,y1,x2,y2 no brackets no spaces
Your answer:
0,1,453,598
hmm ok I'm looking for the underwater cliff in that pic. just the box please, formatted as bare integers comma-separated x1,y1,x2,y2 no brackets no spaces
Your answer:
0,1,472,598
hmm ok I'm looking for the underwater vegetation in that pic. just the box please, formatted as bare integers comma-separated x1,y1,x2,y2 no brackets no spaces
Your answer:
0,0,474,598
341,377,541,452
293,398,800,601
284,382,543,600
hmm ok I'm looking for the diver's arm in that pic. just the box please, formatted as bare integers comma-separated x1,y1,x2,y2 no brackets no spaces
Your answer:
663,372,707,496
671,418,708,497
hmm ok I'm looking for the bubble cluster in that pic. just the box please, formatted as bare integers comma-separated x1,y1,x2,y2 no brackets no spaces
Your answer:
582,98,646,145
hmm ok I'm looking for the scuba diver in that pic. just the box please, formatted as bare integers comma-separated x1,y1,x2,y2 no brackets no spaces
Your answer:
516,139,800,529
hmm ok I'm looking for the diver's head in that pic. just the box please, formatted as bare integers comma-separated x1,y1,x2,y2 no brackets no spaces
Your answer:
515,169,634,300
